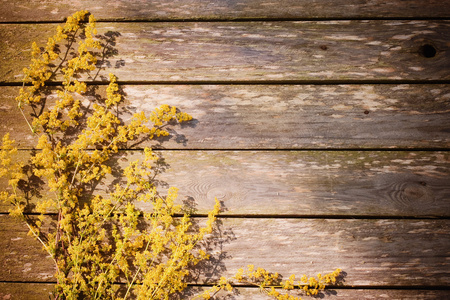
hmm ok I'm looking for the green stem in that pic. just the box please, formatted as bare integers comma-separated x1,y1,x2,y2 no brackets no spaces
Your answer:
123,238,152,300
25,221,60,275
18,106,37,134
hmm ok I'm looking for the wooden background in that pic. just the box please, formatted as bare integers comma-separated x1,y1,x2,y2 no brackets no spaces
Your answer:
1,1,450,299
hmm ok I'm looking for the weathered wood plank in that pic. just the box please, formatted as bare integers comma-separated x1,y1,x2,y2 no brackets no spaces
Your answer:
1,21,449,82
0,283,55,300
1,151,449,216
0,216,55,282
1,283,449,300
1,84,449,149
1,0,450,22
123,150,450,216
1,215,449,286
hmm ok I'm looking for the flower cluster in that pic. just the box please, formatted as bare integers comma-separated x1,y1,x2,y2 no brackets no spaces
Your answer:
0,133,25,218
1,11,341,300
16,10,98,134
199,265,341,300
1,11,214,300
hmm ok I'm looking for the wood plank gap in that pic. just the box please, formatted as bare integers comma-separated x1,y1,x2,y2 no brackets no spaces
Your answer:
213,215,450,220
3,212,448,220
17,146,450,153
120,148,450,152
97,17,450,22
3,80,450,87
0,280,57,284
188,283,450,290
12,148,450,152
1,280,447,291
326,286,450,291
2,17,450,25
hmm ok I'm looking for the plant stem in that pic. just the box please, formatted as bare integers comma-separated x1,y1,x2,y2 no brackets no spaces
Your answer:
123,238,152,300
18,106,36,134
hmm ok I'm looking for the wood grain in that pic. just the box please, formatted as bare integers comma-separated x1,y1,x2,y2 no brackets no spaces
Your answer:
1,151,448,217
1,1,449,297
1,215,449,287
0,0,449,22
1,84,449,149
1,283,449,300
1,21,449,83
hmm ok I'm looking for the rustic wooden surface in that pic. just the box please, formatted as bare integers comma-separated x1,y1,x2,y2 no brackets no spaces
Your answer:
1,283,449,300
1,0,450,22
2,215,449,286
1,151,449,216
0,1,449,299
1,84,449,149
0,20,450,82
1,21,450,83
